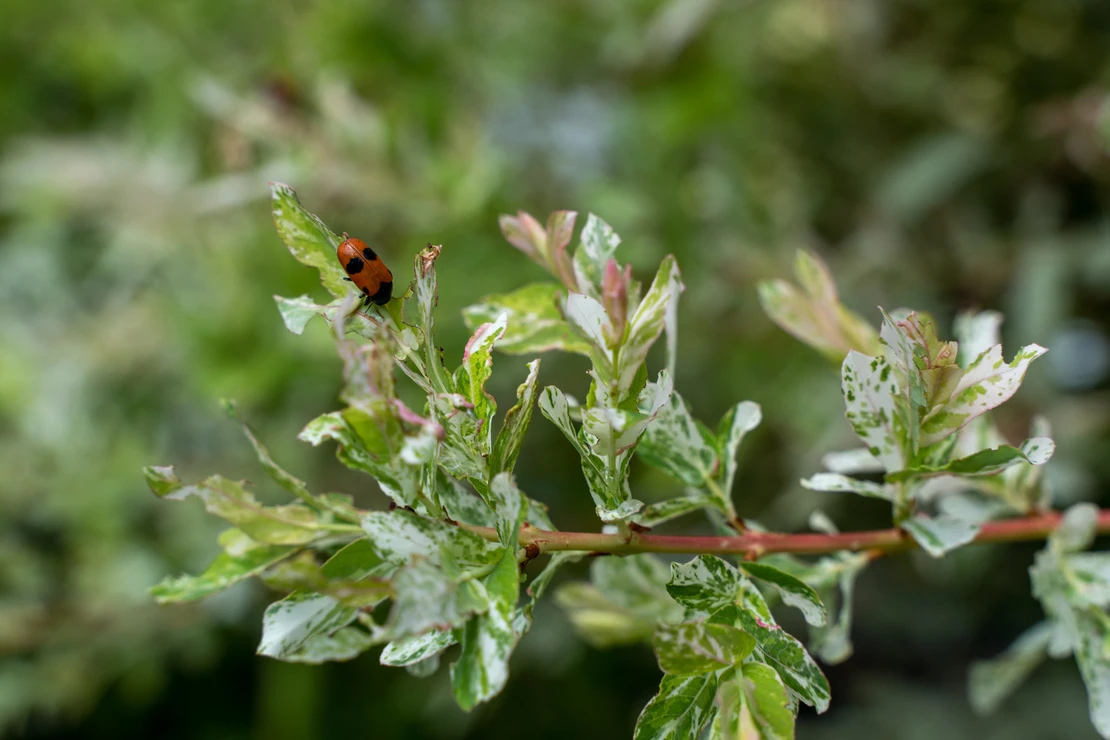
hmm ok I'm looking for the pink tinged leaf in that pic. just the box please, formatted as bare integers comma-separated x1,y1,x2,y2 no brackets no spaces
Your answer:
499,212,547,263
602,259,629,345
546,211,579,290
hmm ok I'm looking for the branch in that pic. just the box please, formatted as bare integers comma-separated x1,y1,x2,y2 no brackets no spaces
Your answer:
460,509,1110,559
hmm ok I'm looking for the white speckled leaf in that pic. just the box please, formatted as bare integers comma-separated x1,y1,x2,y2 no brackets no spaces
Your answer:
638,391,719,488
620,256,680,396
360,509,501,569
381,629,456,667
717,401,762,507
149,545,298,603
270,183,348,298
918,343,1047,447
539,386,614,512
573,214,622,298
462,283,591,356
741,562,827,628
654,620,756,675
634,673,719,740
891,436,1055,481
903,514,980,557
280,627,379,664
145,468,322,545
667,555,743,613
800,472,895,501
488,472,526,549
722,606,831,713
258,593,358,659
712,663,796,740
274,294,328,334
491,359,541,476
450,550,520,711
458,312,508,440
841,351,906,473
564,292,613,356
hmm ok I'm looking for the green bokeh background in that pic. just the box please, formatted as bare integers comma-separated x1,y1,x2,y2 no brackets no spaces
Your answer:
2,1,1110,738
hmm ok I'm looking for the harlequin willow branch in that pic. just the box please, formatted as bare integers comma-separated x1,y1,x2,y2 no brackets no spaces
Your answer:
459,509,1110,558
148,184,1110,740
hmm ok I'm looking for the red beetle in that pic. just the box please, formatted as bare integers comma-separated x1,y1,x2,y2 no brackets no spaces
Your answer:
337,235,393,306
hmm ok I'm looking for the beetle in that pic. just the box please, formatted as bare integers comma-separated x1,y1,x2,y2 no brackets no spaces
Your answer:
337,234,393,306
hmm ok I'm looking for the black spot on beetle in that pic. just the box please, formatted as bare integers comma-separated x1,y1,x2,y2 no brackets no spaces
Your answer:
345,256,365,274
361,246,378,261
368,281,392,305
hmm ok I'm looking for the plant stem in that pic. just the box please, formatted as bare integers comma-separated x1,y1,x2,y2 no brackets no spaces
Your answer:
459,509,1110,559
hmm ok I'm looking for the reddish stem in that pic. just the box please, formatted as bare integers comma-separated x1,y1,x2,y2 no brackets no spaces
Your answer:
461,509,1110,559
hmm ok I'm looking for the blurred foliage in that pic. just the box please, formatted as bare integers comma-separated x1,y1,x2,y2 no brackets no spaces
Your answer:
1,0,1109,737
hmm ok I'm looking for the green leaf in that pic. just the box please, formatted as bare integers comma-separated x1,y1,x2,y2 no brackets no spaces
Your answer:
890,437,1055,481
741,562,827,628
145,468,322,545
918,342,1048,447
619,255,681,397
414,244,453,394
381,629,457,667
969,621,1052,715
557,555,683,648
258,592,358,660
320,539,387,580
457,312,508,444
224,400,317,506
270,182,348,298
799,473,894,501
462,282,591,356
841,351,907,473
259,552,391,609
756,250,879,362
667,555,743,613
903,513,980,557
573,214,622,298
634,673,719,740
712,663,796,740
523,552,583,623
638,391,719,488
491,359,541,476
451,550,521,710
717,401,762,506
150,545,298,603
653,620,756,675
722,606,831,713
